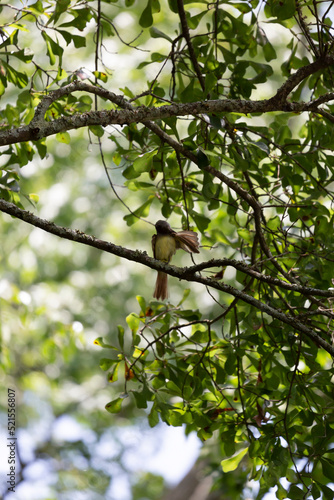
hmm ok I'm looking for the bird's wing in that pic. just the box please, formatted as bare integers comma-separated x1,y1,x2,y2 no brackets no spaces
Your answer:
174,231,200,254
152,234,157,259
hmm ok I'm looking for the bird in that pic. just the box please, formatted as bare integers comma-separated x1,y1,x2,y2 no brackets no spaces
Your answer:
152,220,200,300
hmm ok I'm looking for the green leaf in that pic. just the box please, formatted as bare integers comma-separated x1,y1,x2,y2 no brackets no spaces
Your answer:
108,362,120,383
28,0,44,15
187,11,206,29
267,0,296,20
71,34,87,48
150,27,172,42
2,62,28,88
58,30,86,48
99,358,118,371
276,481,288,499
177,288,190,306
148,404,160,427
151,52,166,63
105,396,126,414
311,483,321,500
167,0,178,13
42,31,63,65
48,0,71,25
237,228,253,244
321,458,334,480
126,313,140,333
59,8,92,30
117,325,125,349
208,114,224,129
319,483,334,500
139,0,153,28
190,211,210,232
136,295,146,314
180,79,203,102
202,171,216,200
89,125,104,137
263,41,277,62
93,71,108,83
93,337,118,349
221,448,248,472
133,150,157,173
122,165,141,180
133,390,148,409
267,215,281,231
123,196,154,226
56,132,71,144
151,0,160,14
6,49,33,63
225,352,236,375
156,341,165,358
0,79,5,96
288,485,305,499
217,45,236,64
28,193,39,203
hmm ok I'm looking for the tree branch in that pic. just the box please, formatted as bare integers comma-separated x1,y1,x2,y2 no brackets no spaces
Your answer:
3,76,328,308
2,55,334,147
0,198,333,357
268,54,334,105
316,108,334,124
187,259,334,299
176,0,206,92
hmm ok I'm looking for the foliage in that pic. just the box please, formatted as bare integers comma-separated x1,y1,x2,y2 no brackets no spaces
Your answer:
1,1,334,499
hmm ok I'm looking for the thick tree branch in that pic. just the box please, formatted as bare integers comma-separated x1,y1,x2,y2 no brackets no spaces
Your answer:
0,198,333,357
1,94,271,146
1,53,334,147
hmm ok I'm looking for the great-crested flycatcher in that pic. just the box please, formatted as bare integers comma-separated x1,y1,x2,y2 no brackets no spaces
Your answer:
152,220,200,300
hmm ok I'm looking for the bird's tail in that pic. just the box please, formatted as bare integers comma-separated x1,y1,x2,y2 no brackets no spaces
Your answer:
153,271,168,300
